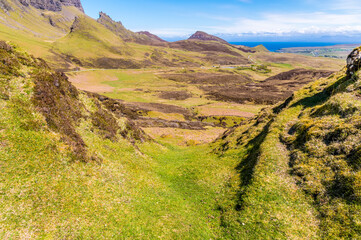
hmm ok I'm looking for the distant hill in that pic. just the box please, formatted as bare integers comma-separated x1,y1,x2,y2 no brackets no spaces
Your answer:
137,31,167,43
188,31,229,44
253,44,269,52
169,31,250,65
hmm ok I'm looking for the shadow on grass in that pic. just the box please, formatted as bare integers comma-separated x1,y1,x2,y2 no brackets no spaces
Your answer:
234,120,272,211
289,76,351,109
233,75,355,211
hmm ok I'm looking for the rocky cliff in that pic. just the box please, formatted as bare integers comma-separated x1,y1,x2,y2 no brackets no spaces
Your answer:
97,11,134,40
18,0,83,12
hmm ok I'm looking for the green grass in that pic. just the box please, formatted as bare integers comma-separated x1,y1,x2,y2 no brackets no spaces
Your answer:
215,105,319,239
0,4,82,68
53,15,133,60
0,41,239,239
0,102,239,238
214,69,361,238
269,63,294,69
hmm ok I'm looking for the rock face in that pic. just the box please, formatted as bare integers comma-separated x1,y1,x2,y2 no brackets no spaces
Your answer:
347,47,361,76
18,0,83,12
188,31,229,44
0,0,13,11
97,11,133,39
59,0,83,11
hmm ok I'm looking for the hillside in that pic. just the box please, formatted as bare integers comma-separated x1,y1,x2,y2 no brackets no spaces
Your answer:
53,15,141,69
0,0,344,71
97,12,166,46
169,32,251,65
0,0,84,69
213,47,361,238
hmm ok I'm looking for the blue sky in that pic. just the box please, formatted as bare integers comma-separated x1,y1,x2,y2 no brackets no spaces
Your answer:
82,0,361,42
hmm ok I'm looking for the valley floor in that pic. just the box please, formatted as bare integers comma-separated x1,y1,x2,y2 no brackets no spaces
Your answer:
1,39,358,239
1,127,239,238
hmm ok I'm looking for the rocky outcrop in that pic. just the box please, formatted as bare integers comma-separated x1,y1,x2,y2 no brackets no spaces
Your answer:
188,31,229,44
97,11,134,40
60,0,83,11
97,12,167,46
19,0,61,11
0,0,13,11
347,47,361,76
18,0,84,12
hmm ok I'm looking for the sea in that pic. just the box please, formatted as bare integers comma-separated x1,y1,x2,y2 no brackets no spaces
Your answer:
230,42,344,52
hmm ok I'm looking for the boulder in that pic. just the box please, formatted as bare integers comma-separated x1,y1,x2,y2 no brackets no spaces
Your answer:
346,47,361,76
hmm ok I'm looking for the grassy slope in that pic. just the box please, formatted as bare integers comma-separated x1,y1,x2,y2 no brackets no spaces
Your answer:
0,3,83,68
53,15,132,60
0,41,241,239
214,63,361,238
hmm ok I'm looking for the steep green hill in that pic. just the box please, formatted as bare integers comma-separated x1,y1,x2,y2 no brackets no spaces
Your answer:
214,49,361,239
97,12,166,46
0,0,83,68
52,15,141,69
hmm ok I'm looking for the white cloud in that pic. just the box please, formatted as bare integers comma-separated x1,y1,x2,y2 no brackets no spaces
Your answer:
328,0,361,11
140,1,361,39
209,11,361,35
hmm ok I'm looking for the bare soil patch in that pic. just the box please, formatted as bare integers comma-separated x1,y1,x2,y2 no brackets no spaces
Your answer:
143,127,226,145
198,107,255,118
67,72,116,93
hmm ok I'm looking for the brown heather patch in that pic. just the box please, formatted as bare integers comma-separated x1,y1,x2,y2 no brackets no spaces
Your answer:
158,90,192,100
162,69,334,105
32,70,89,161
